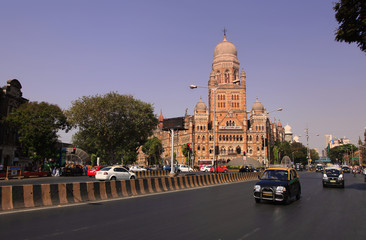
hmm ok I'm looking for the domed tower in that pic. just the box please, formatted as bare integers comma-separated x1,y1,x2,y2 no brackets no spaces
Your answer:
194,98,210,159
207,33,248,162
247,98,268,162
284,124,293,143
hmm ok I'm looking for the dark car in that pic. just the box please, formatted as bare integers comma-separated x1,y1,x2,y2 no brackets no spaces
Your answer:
323,167,344,188
239,165,259,173
253,167,301,204
341,166,350,173
316,165,324,172
63,165,83,176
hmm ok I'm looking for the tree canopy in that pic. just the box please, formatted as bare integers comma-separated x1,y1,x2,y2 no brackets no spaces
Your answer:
328,143,358,164
66,92,158,164
142,136,163,166
272,141,319,165
4,101,69,163
333,0,366,53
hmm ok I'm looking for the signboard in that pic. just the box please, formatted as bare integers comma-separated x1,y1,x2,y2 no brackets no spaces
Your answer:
163,117,186,131
219,126,242,130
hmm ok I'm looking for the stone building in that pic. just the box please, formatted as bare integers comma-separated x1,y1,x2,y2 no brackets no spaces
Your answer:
0,79,28,170
137,35,286,166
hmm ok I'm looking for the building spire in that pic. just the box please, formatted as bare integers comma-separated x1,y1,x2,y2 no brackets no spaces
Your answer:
223,28,227,41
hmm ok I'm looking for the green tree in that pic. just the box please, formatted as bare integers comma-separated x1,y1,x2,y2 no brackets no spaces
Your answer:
66,92,158,164
142,137,163,166
4,101,70,164
328,144,358,164
333,0,366,52
182,143,193,165
291,142,310,166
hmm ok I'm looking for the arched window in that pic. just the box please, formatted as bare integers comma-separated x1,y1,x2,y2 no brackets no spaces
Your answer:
219,135,222,141
216,71,221,82
229,135,232,141
202,146,205,151
256,136,259,142
240,135,243,141
225,70,230,83
202,136,205,141
198,145,200,150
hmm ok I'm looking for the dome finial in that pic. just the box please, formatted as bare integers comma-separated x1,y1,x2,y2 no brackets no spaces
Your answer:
223,27,227,41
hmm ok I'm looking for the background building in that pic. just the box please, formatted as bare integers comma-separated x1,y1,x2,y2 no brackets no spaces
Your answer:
0,79,28,170
141,35,287,167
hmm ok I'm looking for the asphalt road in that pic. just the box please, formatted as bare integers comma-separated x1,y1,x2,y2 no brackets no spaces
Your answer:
1,172,365,240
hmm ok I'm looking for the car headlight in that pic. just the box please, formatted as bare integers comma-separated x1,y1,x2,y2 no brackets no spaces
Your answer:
254,185,261,192
323,174,328,180
276,186,286,193
338,174,344,180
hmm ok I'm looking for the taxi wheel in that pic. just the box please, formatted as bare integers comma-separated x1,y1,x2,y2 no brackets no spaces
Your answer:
296,192,301,200
110,176,116,181
255,198,261,203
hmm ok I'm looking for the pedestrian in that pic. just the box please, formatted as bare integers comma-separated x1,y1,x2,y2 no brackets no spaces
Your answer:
83,165,88,176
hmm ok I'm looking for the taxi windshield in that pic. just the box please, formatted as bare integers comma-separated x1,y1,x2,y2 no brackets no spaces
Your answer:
325,169,340,175
261,170,288,181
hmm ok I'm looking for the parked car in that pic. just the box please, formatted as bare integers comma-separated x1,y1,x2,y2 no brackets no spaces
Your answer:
95,166,136,181
163,165,179,172
239,165,259,173
129,166,147,172
178,164,193,173
200,165,212,172
87,165,108,177
210,165,228,173
63,165,83,176
323,166,344,188
253,167,301,204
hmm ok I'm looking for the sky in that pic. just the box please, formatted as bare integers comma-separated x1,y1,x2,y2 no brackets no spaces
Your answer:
1,0,365,152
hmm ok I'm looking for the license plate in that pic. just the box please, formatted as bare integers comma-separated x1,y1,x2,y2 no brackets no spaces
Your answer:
263,192,273,196
330,180,336,183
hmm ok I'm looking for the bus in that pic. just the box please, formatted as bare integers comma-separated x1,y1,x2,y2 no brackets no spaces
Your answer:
198,159,227,168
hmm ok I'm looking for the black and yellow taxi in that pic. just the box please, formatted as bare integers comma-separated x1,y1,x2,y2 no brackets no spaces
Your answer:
322,166,344,188
253,167,301,204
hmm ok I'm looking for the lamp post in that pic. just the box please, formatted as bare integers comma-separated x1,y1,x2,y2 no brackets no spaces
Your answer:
304,128,319,169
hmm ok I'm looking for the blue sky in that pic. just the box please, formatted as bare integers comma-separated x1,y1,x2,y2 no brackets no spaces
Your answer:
1,0,365,152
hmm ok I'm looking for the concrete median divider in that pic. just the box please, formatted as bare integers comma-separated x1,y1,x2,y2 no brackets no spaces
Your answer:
1,172,260,211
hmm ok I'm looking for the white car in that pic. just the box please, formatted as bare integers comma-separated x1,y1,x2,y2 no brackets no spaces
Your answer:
178,164,193,173
95,166,136,181
129,166,147,172
200,165,212,172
